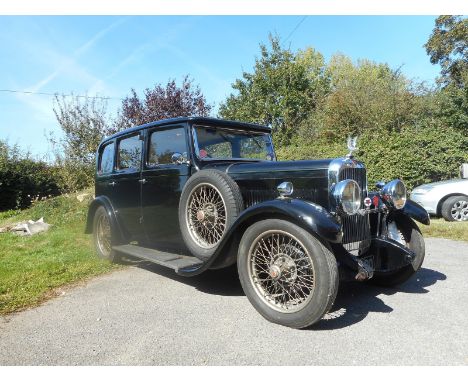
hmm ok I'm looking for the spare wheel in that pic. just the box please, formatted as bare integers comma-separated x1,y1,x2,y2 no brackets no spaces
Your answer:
179,169,244,260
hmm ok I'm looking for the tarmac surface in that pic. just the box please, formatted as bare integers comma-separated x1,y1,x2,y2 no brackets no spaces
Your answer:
0,237,467,365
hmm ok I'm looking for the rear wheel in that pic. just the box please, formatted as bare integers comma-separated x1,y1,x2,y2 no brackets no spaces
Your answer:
237,219,338,329
93,206,118,262
441,196,468,221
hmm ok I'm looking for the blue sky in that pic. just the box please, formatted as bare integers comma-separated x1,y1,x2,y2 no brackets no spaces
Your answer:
0,16,440,157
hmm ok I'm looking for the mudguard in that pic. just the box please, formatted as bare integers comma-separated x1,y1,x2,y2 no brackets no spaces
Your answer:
399,199,430,225
178,198,343,276
84,196,126,242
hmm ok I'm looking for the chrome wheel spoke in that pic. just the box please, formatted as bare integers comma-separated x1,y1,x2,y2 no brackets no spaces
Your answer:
248,230,315,313
187,183,227,248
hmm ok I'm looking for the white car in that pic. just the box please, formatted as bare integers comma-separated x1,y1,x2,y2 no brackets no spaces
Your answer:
411,176,468,222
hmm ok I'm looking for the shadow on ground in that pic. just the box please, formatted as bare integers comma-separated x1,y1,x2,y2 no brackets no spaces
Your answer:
131,257,446,330
314,267,447,330
132,259,244,297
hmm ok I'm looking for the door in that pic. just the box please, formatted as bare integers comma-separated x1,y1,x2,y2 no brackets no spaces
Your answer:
112,133,145,241
141,125,191,251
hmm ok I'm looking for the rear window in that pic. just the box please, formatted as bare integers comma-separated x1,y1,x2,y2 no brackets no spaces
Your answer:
117,134,142,171
99,142,115,174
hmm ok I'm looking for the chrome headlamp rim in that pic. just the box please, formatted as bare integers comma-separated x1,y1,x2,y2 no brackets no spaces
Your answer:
332,179,362,215
381,179,407,210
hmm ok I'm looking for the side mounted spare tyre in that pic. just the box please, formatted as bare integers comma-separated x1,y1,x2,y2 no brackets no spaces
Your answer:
179,169,244,260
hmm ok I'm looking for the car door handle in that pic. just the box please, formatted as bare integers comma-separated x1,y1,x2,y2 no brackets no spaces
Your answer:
108,181,116,186
139,179,147,184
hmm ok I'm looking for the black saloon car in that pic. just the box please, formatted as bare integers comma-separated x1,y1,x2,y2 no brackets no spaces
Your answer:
86,117,430,328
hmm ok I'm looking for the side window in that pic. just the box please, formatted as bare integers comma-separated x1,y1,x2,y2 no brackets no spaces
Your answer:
148,127,187,166
99,142,115,174
117,134,142,171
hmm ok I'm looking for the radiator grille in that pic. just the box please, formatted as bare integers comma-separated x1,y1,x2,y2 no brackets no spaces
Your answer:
341,214,371,252
338,167,367,192
338,166,371,252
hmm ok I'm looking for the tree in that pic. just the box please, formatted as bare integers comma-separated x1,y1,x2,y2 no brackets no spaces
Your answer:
425,16,467,132
51,94,115,190
116,76,212,129
304,54,428,139
425,15,468,87
219,35,330,146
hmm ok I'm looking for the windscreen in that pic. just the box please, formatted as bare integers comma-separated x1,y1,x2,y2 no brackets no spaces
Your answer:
193,125,275,161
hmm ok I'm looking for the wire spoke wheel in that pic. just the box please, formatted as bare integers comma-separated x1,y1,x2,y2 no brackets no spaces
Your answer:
247,230,315,313
186,183,227,249
96,213,112,258
451,200,468,221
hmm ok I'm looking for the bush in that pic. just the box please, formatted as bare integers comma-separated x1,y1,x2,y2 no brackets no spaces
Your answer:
0,141,61,211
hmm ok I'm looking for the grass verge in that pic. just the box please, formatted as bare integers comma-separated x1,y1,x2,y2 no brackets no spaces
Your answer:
417,218,468,242
0,191,119,315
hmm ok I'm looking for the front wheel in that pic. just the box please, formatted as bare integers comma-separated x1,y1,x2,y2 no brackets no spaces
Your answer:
237,219,339,329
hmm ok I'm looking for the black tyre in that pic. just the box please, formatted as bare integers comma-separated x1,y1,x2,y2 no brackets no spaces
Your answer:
441,195,468,222
179,169,244,260
371,216,425,287
237,219,339,329
92,206,118,262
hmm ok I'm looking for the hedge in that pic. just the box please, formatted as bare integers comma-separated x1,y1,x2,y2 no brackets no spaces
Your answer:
276,122,468,190
0,157,61,211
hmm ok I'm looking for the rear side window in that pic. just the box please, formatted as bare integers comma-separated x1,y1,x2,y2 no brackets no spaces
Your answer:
118,134,142,171
148,127,187,166
99,142,115,174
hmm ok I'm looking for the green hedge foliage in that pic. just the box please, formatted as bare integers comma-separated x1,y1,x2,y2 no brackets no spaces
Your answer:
276,122,468,190
0,143,61,211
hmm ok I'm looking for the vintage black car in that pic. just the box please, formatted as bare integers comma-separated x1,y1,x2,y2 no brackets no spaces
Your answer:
86,117,430,328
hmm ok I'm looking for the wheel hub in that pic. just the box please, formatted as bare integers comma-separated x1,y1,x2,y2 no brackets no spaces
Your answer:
451,200,468,221
196,210,205,222
269,265,281,280
196,203,217,223
270,254,298,283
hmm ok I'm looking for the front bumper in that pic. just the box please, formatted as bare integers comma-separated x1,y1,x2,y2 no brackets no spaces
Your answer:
336,236,416,281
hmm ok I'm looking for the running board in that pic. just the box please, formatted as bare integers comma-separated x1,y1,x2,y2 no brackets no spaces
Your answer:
113,244,204,273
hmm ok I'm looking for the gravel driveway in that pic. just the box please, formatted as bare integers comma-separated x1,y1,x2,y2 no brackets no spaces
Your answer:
0,237,467,365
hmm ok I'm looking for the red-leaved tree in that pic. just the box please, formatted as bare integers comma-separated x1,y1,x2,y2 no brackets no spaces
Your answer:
116,76,212,128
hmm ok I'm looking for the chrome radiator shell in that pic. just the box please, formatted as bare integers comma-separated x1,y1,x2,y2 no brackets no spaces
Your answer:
328,158,371,252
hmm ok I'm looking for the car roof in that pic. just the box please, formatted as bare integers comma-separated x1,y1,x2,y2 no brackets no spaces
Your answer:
101,117,271,145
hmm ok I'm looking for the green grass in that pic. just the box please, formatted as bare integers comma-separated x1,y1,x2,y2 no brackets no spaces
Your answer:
0,191,119,315
418,218,468,242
